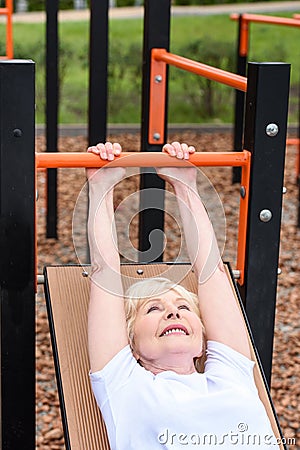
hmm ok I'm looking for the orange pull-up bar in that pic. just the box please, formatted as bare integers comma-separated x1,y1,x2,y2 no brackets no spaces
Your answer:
36,150,251,285
231,13,300,56
153,49,247,92
36,150,250,169
0,0,13,60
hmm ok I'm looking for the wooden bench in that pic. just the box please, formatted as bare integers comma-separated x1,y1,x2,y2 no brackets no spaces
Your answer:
44,263,285,450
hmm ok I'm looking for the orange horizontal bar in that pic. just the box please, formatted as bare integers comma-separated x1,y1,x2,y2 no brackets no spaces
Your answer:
0,8,9,14
230,13,300,28
36,151,250,169
153,48,247,92
286,138,299,146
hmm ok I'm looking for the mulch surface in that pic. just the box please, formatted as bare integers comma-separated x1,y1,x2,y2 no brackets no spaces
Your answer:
36,132,299,449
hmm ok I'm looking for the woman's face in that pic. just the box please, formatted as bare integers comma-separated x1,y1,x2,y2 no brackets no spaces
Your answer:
132,289,203,370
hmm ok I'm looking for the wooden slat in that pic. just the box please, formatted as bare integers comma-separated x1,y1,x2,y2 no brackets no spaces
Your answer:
44,263,283,450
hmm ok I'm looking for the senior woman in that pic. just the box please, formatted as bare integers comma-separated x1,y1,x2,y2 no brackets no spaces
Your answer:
87,142,276,449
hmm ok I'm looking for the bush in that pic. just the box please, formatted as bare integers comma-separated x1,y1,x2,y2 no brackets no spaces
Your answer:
27,0,74,11
169,37,235,120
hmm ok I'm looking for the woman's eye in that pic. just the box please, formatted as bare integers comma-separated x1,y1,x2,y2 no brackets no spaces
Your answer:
178,304,190,311
147,305,159,313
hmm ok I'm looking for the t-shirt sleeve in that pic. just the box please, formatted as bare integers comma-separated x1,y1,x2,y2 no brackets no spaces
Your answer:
89,344,137,409
204,340,257,391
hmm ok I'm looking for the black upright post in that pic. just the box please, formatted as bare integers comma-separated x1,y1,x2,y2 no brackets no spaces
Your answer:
0,60,35,449
241,62,290,385
88,0,109,146
233,15,248,184
46,0,58,238
139,0,171,263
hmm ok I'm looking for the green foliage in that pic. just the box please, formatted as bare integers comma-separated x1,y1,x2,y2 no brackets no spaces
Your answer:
116,0,135,6
3,14,298,124
27,0,74,11
169,38,235,121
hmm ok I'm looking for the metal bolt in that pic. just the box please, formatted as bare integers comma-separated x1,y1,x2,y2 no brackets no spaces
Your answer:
137,269,144,275
153,133,161,141
13,128,22,137
240,186,246,199
155,75,163,83
282,186,287,194
266,123,279,137
259,209,272,222
82,270,89,277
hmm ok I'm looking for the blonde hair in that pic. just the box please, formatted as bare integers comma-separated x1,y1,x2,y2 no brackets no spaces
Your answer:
124,277,206,372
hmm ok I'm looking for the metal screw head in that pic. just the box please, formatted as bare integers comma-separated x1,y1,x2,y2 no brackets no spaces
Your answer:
266,123,279,137
82,270,89,277
155,75,163,83
137,269,144,275
240,186,246,199
259,209,273,222
153,133,161,141
13,128,22,138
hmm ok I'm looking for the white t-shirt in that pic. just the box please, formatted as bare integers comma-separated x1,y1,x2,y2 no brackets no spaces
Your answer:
90,341,277,449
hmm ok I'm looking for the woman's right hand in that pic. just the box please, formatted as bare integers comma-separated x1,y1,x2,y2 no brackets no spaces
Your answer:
86,142,126,187
156,142,197,188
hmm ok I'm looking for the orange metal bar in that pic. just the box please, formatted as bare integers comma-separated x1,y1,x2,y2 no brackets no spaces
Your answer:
231,13,300,28
0,0,13,60
148,50,167,144
236,151,251,285
36,150,250,169
36,150,251,284
6,0,13,59
152,48,247,92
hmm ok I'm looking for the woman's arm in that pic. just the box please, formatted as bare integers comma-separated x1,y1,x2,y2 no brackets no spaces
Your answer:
87,142,129,373
157,142,251,359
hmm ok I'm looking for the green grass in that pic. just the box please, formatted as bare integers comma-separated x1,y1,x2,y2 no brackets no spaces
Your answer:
0,11,299,124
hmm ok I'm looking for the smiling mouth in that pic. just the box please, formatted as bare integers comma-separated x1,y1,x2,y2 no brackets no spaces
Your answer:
160,327,189,337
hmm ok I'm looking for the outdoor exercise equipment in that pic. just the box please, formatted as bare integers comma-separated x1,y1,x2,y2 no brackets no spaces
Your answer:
231,12,300,211
0,0,291,447
0,0,13,60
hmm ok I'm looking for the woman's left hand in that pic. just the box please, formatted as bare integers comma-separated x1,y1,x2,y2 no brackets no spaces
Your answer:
156,142,197,187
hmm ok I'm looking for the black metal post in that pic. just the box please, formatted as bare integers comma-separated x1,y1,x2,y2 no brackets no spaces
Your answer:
46,0,58,238
241,62,290,385
233,15,248,184
88,0,109,146
138,0,171,263
0,60,35,449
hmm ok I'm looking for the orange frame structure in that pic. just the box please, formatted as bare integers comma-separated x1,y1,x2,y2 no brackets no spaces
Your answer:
0,0,13,60
231,13,300,57
36,150,251,286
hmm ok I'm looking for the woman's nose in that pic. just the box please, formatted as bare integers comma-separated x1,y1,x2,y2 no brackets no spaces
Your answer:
166,310,180,320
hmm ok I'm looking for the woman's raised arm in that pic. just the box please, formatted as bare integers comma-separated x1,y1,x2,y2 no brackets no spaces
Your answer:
157,142,251,359
87,142,129,373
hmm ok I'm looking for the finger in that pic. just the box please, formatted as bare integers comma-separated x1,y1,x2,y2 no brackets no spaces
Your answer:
97,143,107,160
162,144,176,156
171,141,183,159
188,145,196,154
112,142,122,156
105,142,114,161
87,145,100,155
181,143,189,160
